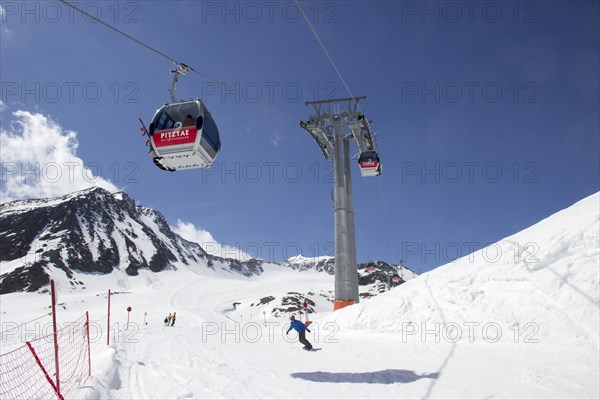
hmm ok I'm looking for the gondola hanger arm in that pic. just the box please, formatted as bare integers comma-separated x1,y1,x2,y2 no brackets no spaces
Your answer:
168,63,191,103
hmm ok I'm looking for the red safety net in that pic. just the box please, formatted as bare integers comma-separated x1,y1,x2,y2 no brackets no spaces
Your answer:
0,313,90,400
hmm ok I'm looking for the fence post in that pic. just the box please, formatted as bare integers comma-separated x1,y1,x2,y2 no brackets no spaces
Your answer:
86,311,91,378
126,306,132,330
303,299,309,322
26,342,64,400
50,279,60,396
107,289,111,346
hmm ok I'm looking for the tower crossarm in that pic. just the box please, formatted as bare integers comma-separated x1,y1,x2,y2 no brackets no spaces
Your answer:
347,113,377,154
300,96,376,159
300,119,333,159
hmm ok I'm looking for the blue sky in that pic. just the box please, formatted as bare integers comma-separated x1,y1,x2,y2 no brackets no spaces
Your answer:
1,1,598,273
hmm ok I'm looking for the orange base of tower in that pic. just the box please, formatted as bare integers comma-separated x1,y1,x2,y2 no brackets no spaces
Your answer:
333,300,355,311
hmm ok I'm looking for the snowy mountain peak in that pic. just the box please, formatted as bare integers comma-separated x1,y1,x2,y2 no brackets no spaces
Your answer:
0,188,417,295
287,254,334,265
0,186,110,215
0,187,268,294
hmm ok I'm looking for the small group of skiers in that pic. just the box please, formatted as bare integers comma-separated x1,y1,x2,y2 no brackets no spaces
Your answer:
287,315,313,350
164,312,176,327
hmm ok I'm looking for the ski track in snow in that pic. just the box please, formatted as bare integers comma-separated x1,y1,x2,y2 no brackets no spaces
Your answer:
67,266,600,399
1,193,598,399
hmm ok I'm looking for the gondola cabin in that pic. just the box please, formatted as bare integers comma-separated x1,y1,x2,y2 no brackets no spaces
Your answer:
148,99,220,171
358,150,381,177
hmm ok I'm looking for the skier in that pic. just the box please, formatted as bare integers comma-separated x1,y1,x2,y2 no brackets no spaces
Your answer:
165,313,171,327
171,312,176,327
286,315,312,350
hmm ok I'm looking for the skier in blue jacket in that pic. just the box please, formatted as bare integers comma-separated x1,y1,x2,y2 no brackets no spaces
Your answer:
286,315,313,350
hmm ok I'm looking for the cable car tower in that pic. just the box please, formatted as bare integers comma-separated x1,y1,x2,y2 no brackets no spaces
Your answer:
300,96,381,311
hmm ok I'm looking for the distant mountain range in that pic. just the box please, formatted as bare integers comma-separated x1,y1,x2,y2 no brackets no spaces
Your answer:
0,187,415,294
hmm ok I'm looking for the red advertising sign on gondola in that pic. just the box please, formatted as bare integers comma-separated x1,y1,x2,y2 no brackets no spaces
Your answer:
360,160,378,168
153,128,197,147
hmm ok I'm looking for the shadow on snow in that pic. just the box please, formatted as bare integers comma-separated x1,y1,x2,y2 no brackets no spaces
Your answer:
291,369,438,384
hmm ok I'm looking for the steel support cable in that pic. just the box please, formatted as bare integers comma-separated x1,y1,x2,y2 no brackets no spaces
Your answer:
378,176,397,261
295,0,396,261
58,0,296,121
294,0,363,113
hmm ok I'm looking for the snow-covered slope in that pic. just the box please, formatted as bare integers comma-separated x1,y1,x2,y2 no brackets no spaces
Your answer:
321,192,600,397
328,192,599,343
1,193,597,399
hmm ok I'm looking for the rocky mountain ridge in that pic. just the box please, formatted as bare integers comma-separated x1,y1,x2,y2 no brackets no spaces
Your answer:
0,187,416,294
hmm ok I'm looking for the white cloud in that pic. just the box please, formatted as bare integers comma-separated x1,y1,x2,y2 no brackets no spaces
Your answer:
0,110,119,203
1,27,11,38
0,5,12,41
0,100,6,111
172,220,252,261
270,133,282,146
